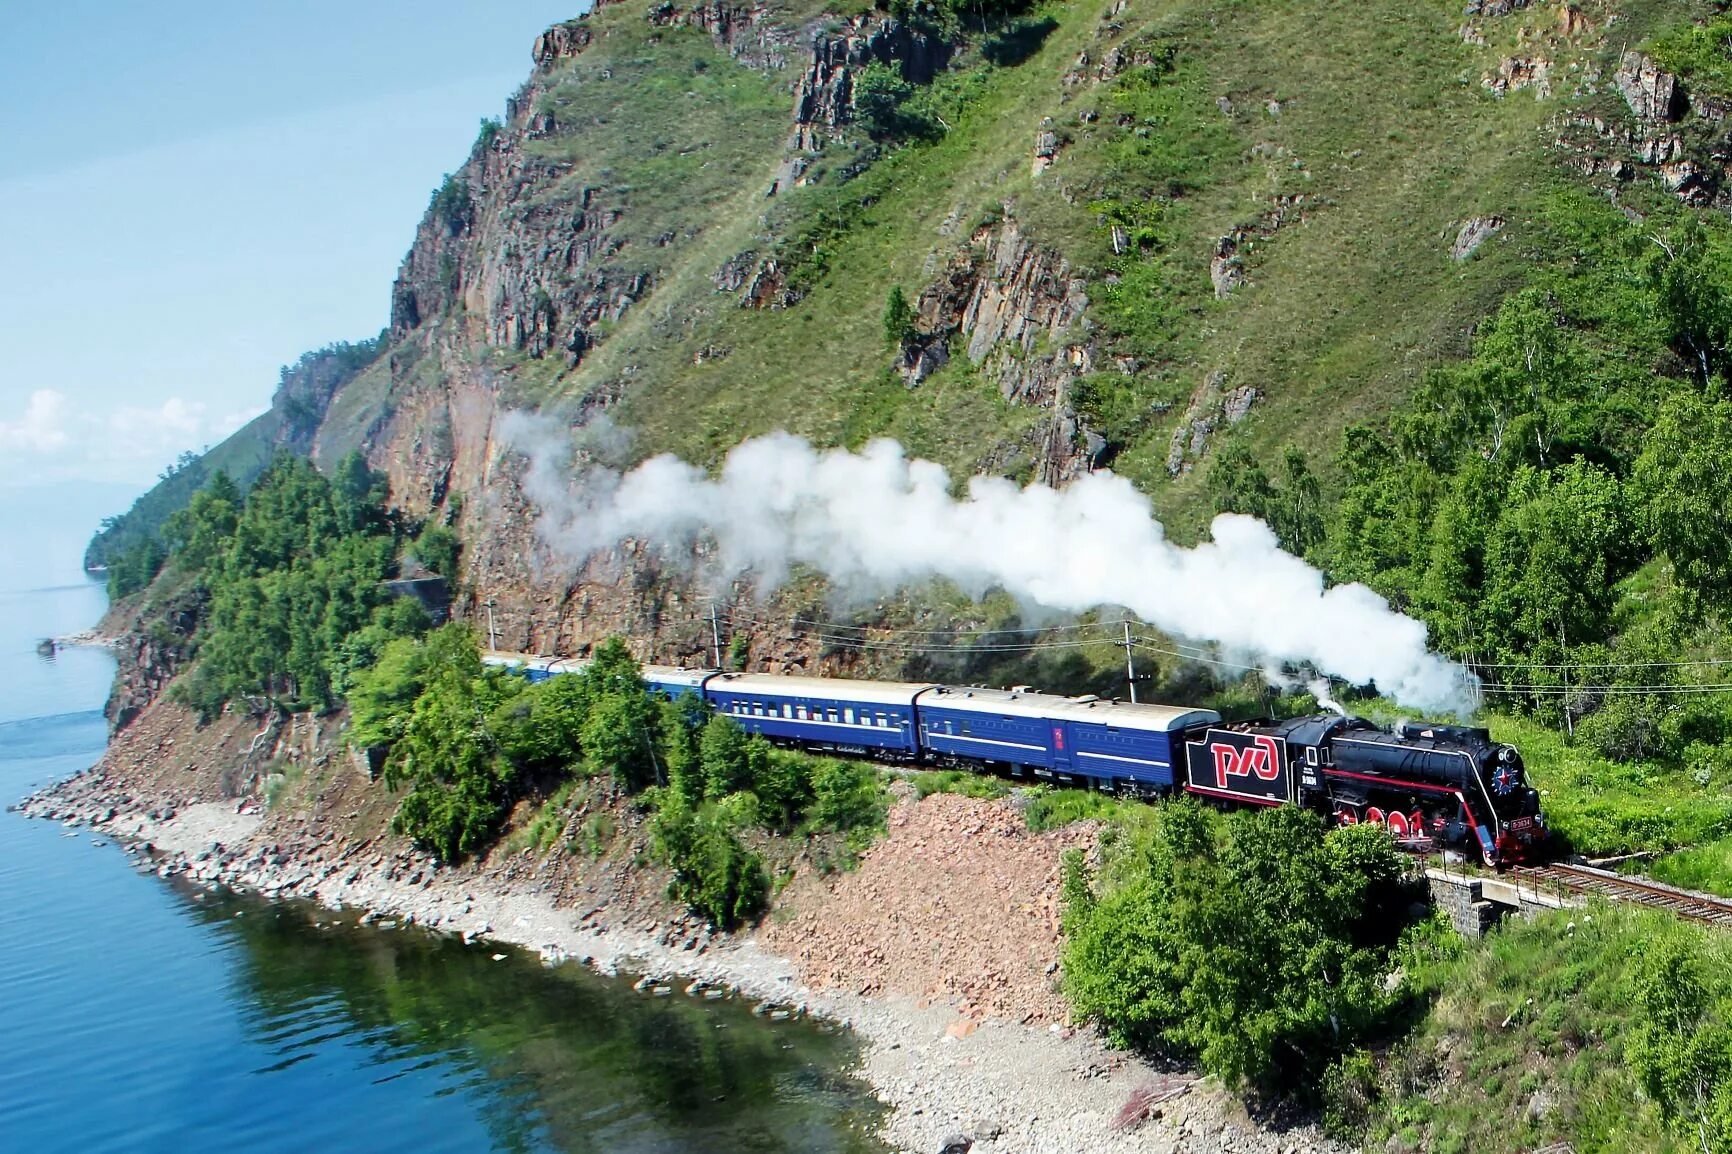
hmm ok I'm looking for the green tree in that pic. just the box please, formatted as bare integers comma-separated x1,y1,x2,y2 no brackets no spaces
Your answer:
1628,933,1732,1153
162,471,241,572
1207,444,1326,558
808,759,887,834
492,671,590,775
171,453,425,714
1651,218,1732,388
412,523,461,578
383,626,524,861
646,795,769,929
347,633,436,750
571,638,661,790
751,747,809,830
660,692,711,805
1481,461,1629,664
883,285,915,346
1063,802,1412,1099
582,693,660,790
106,537,167,599
852,61,914,138
1634,392,1732,611
1397,289,1585,469
700,714,755,798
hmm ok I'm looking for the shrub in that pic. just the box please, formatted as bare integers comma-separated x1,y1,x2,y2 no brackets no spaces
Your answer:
647,795,769,929
1062,802,1416,1100
852,61,915,139
807,758,887,834
1628,930,1732,1151
883,285,914,346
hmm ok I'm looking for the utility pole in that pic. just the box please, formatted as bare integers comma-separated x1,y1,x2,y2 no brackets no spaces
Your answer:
1122,620,1139,704
485,597,498,653
710,603,724,670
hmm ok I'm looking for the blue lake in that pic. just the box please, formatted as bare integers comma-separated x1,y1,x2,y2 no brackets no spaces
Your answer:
0,493,883,1153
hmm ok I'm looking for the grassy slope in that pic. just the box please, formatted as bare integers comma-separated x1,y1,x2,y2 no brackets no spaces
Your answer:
1367,904,1691,1154
507,0,1695,538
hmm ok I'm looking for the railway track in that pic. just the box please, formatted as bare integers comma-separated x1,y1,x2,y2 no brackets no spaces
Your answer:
1508,862,1732,927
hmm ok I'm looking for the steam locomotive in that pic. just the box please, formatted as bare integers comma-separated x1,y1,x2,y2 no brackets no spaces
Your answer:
486,655,1548,865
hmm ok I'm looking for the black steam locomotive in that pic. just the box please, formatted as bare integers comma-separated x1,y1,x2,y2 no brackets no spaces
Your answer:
1187,714,1546,864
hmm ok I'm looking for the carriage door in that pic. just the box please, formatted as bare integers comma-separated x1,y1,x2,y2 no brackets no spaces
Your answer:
1050,723,1071,773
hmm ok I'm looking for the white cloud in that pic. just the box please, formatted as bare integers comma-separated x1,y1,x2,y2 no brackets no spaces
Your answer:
0,389,71,452
0,388,266,484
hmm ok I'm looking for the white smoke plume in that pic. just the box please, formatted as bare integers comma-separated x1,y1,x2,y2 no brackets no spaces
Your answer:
506,422,1477,714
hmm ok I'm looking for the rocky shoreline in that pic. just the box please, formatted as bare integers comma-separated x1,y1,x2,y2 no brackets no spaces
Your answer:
19,768,1341,1154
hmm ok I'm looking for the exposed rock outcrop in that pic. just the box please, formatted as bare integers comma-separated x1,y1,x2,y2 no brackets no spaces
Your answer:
1451,215,1505,261
1483,55,1552,100
1210,236,1245,298
791,15,954,147
907,215,1102,482
1614,51,1684,127
1549,51,1732,208
647,2,796,72
1166,370,1259,477
533,20,594,69
104,587,204,731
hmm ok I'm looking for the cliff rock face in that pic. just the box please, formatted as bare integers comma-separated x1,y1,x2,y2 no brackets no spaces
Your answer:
792,16,953,147
294,2,1006,670
908,216,1102,483
648,2,795,72
105,587,204,730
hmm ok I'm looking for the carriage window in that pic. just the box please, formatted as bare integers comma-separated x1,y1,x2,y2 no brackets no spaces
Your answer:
796,705,808,720
844,708,855,724
878,713,889,728
826,709,839,723
1306,747,1318,766
782,704,792,718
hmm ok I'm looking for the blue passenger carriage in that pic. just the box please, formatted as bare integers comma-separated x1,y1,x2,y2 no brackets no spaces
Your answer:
703,672,928,758
914,686,1220,794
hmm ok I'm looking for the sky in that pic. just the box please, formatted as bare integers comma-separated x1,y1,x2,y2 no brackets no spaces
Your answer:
0,0,579,505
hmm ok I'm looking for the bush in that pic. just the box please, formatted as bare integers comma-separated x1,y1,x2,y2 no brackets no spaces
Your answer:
911,769,1009,800
1322,1050,1380,1141
411,522,461,578
852,61,915,139
883,285,914,346
1628,930,1732,1152
1023,786,1135,831
647,795,769,929
807,758,887,834
1062,802,1417,1099
700,713,756,798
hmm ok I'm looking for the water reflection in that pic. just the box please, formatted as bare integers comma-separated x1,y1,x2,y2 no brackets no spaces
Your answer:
194,890,885,1154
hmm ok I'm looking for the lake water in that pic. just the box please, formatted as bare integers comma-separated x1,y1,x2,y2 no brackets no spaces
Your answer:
0,489,884,1153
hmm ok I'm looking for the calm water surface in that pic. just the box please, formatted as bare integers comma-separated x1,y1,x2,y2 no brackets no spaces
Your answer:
0,493,884,1152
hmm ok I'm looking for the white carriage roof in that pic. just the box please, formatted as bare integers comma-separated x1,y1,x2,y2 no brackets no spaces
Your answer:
919,685,1220,731
640,665,714,688
705,672,934,708
481,651,585,674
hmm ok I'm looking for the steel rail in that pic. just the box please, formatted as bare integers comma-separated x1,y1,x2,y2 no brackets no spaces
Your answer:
1508,862,1732,927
